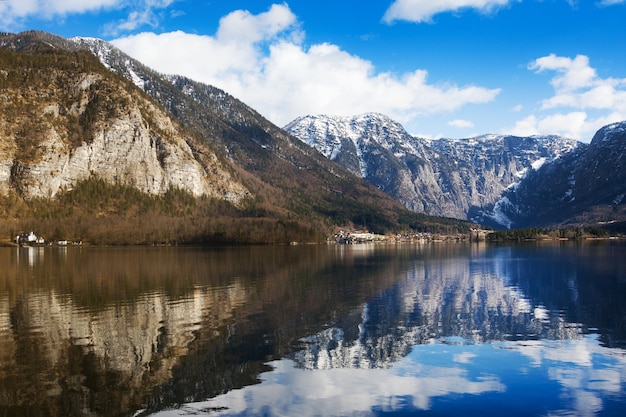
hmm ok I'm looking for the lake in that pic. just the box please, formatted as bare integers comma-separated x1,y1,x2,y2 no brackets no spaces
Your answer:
0,241,625,416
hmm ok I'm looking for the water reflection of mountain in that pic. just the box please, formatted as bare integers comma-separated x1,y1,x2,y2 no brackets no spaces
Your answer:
293,242,626,371
0,268,250,415
495,242,626,348
0,243,624,416
0,245,412,416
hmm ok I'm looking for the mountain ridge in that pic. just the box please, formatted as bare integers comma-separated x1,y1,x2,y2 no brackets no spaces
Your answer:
285,113,583,221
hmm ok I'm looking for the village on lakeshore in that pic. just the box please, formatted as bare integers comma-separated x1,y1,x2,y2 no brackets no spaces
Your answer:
331,227,622,244
13,231,81,247
333,230,428,244
333,228,491,244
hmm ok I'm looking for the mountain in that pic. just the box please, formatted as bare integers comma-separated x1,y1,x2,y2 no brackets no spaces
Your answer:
476,121,626,230
67,35,472,234
0,36,247,203
0,31,473,243
285,113,581,220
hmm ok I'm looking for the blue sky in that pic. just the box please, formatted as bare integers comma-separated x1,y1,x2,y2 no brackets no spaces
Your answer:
1,1,625,141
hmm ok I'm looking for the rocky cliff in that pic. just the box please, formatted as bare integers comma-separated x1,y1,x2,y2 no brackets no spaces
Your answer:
0,37,248,203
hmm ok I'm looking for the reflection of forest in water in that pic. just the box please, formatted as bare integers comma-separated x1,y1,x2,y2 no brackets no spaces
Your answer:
0,242,624,416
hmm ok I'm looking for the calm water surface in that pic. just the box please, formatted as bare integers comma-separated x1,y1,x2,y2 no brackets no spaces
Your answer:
0,242,625,416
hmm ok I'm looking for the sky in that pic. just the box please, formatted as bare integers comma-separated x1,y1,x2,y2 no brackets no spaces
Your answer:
1,1,626,142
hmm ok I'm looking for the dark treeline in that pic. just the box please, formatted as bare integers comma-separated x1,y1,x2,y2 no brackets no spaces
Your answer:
0,178,326,245
0,178,471,245
487,226,613,241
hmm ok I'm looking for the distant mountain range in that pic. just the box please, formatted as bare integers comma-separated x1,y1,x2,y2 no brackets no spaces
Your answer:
0,30,624,237
285,114,626,230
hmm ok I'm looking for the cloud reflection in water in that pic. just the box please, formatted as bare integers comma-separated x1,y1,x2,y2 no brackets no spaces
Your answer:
149,334,626,417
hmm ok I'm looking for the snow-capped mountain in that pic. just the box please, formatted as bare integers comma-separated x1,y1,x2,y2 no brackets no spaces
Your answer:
477,121,626,229
285,113,429,178
285,113,581,220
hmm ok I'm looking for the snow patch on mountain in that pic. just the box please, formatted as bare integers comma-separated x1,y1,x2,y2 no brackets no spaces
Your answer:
531,157,547,170
591,121,626,146
72,36,112,68
481,197,516,229
126,62,145,90
71,37,149,91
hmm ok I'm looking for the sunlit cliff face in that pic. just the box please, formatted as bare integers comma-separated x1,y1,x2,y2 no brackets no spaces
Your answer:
0,47,249,203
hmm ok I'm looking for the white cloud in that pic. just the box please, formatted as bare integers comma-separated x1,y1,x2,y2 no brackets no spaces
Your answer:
383,0,514,24
216,3,299,44
509,112,589,139
112,4,500,128
597,0,625,6
530,54,597,95
0,0,177,32
0,0,120,25
508,54,626,140
106,0,180,35
448,119,474,128
529,54,626,113
508,110,626,141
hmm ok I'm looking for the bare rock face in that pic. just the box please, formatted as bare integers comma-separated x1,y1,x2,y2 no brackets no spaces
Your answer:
0,137,14,196
0,50,249,203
